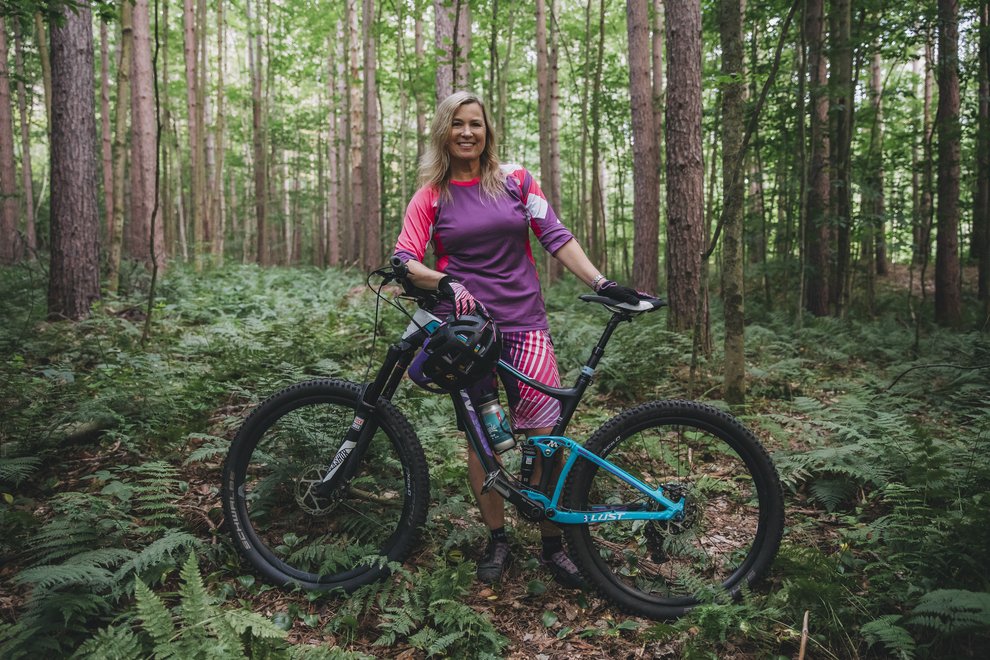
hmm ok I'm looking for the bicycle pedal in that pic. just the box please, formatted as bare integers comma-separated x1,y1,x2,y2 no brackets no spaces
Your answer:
481,470,500,494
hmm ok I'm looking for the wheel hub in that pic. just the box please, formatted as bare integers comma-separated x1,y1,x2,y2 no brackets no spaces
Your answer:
293,465,337,515
643,483,698,563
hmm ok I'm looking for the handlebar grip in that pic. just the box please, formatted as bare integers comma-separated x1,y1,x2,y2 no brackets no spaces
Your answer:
389,255,409,278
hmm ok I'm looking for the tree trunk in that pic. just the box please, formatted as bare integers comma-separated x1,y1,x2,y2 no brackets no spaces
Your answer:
829,0,852,317
0,17,20,264
363,0,381,271
48,5,100,319
214,0,226,264
13,23,36,256
628,0,660,293
108,0,133,293
327,33,341,267
935,0,962,327
862,52,885,314
803,0,830,316
976,1,989,302
34,13,51,129
337,17,352,265
720,0,745,406
414,14,426,161
454,1,470,90
247,0,267,265
536,0,551,196
99,20,113,247
434,0,454,102
349,0,364,265
130,0,163,268
590,0,607,270
665,0,705,331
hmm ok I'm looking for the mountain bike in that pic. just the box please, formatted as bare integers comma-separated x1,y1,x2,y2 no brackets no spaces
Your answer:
221,259,785,620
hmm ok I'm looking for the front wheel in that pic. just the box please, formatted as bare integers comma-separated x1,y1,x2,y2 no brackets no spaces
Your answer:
563,400,784,620
221,379,429,593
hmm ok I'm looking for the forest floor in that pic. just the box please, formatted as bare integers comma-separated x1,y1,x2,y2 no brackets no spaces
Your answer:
2,264,988,659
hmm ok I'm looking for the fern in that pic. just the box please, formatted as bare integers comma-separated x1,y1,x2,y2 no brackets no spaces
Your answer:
73,625,144,660
861,615,916,660
905,590,990,635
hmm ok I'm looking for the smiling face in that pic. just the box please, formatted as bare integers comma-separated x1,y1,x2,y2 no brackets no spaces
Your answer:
447,102,487,169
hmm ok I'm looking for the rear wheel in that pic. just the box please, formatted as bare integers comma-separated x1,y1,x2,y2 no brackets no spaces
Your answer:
222,379,429,592
563,400,784,619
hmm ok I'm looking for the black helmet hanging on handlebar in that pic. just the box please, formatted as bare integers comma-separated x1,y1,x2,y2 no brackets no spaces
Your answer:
419,313,502,391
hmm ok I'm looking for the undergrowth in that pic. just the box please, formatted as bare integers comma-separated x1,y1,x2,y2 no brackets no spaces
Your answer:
1,263,988,658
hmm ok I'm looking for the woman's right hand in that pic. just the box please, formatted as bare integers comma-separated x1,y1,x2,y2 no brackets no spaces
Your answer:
438,276,484,315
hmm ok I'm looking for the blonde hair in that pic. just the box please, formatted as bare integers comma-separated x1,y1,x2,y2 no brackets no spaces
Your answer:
419,91,506,201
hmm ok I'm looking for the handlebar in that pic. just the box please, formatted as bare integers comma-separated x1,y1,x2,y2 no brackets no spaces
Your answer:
371,257,444,308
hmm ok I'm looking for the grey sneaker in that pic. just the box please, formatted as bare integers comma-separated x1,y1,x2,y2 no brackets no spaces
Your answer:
540,550,587,590
477,540,512,584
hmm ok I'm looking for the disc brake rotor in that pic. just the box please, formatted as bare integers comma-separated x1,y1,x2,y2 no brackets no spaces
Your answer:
643,484,698,563
293,465,336,516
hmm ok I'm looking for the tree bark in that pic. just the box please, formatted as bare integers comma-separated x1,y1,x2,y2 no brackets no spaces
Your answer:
935,0,962,327
976,1,989,302
665,0,705,331
247,0,267,264
327,33,340,267
0,17,20,264
363,0,381,270
628,0,660,293
213,0,226,264
129,0,163,268
803,0,830,316
108,0,133,293
48,5,100,319
414,13,426,161
720,0,746,406
349,0,364,265
434,0,454,102
829,0,852,317
34,13,51,129
590,0,607,269
99,20,113,247
862,52,885,314
13,23,36,256
454,0,470,90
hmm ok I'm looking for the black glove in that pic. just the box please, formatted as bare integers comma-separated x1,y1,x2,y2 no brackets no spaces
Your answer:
596,279,641,305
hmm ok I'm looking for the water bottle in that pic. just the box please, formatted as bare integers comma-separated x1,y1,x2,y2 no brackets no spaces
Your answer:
476,390,516,453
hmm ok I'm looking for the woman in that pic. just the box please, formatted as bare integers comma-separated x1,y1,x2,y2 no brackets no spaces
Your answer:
393,91,640,588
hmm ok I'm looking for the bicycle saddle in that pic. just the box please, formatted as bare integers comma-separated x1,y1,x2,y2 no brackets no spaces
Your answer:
579,294,667,315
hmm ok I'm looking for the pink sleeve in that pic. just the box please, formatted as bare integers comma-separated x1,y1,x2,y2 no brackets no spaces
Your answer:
509,167,574,255
394,187,439,263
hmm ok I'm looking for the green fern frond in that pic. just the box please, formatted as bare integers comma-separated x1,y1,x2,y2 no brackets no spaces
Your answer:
221,609,287,641
0,456,41,485
72,624,143,660
12,563,115,591
905,589,990,635
177,553,213,634
114,531,202,588
133,577,176,651
860,615,916,660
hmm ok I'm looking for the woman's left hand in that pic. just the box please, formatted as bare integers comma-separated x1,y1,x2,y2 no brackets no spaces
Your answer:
438,276,485,315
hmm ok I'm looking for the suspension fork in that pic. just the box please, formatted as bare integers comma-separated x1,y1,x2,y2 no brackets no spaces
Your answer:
312,337,420,497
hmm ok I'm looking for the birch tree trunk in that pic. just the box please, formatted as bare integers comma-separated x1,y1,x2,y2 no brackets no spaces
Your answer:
665,0,706,330
48,5,100,319
935,0,962,327
0,17,20,264
720,0,746,406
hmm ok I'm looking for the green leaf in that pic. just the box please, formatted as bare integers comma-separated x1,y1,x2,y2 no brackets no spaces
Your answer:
272,611,293,631
237,574,256,589
541,610,559,627
527,580,547,596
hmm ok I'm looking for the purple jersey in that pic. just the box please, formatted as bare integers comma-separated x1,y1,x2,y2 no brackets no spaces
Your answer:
394,165,574,332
